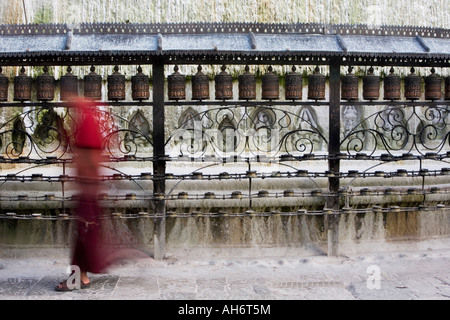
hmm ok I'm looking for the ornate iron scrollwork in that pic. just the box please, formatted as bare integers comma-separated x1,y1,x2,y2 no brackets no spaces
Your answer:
167,105,327,159
0,106,154,160
0,108,67,159
341,105,450,156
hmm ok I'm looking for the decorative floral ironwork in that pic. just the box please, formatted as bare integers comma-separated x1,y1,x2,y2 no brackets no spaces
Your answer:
167,105,327,159
2,104,448,161
341,105,450,156
0,106,153,160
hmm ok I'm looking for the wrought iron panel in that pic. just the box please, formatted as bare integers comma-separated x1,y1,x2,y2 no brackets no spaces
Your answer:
341,104,450,157
0,106,153,161
166,105,328,159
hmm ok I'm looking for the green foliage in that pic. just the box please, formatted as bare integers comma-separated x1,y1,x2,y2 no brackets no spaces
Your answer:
33,6,54,24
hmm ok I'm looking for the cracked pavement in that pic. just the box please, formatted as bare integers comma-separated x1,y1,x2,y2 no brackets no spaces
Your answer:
1,239,449,300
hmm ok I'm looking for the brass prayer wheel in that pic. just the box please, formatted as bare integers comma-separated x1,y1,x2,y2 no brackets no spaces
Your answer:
383,67,401,101
307,66,325,101
36,66,55,101
284,66,302,101
168,65,186,101
191,65,209,100
238,65,256,100
131,66,150,101
107,65,125,101
261,66,279,100
0,67,8,101
404,67,421,100
14,66,32,102
214,65,233,100
341,66,358,101
363,67,380,101
60,66,78,101
84,66,102,100
445,76,450,100
424,67,442,101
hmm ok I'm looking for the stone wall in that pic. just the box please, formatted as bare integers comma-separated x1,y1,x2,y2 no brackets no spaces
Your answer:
2,0,449,28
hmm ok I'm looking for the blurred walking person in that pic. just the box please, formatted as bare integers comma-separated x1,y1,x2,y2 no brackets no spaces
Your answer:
55,98,109,291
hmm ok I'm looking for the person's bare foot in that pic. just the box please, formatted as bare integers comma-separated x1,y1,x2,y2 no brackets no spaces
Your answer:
80,271,90,285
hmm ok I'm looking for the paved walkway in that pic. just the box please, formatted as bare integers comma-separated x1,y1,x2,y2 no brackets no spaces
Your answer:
1,239,450,302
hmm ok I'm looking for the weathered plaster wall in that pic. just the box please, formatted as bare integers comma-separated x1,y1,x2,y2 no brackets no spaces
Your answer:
1,0,449,29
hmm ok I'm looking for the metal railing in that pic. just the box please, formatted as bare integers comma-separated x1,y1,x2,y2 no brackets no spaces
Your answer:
0,23,449,256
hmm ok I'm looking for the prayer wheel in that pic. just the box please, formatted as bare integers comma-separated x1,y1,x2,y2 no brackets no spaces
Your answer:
36,66,55,101
307,66,325,101
341,66,358,101
424,67,442,101
363,67,380,101
261,66,279,100
167,65,186,101
404,67,421,100
0,67,8,101
284,66,302,101
445,76,450,100
60,66,78,101
383,67,401,101
84,66,102,100
14,67,32,102
238,65,256,100
214,65,233,100
131,66,150,101
191,65,209,100
107,65,125,101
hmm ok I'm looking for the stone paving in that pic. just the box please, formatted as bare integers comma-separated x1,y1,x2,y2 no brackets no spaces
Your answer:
0,239,450,301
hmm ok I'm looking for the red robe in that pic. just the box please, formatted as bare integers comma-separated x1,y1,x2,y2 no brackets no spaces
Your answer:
71,98,109,273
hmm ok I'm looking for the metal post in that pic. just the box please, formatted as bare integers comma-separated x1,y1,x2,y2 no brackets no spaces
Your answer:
152,58,166,260
326,57,341,257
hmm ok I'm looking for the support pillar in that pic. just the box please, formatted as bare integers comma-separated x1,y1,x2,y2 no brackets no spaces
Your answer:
152,58,166,260
326,57,341,257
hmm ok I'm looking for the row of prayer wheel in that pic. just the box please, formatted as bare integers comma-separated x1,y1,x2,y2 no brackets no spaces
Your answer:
170,65,450,102
0,65,149,102
342,66,449,101
168,65,318,101
1,65,449,102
